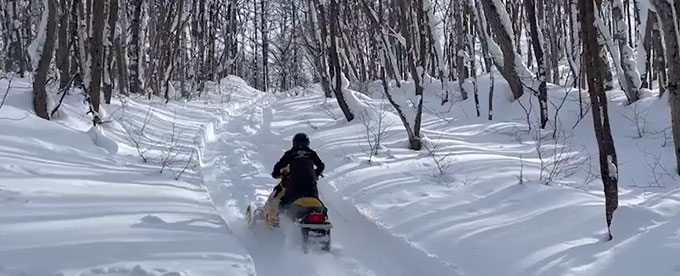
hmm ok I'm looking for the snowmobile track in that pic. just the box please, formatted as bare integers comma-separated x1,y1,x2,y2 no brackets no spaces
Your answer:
201,92,462,276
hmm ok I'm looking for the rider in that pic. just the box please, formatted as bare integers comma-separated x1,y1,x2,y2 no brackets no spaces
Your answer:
271,133,325,208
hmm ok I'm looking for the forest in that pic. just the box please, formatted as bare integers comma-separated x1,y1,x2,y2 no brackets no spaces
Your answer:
1,0,680,275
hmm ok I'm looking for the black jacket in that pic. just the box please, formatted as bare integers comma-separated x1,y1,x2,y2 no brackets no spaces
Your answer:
272,146,325,204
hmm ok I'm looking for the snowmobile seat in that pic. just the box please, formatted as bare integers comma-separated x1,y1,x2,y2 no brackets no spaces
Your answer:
285,197,327,219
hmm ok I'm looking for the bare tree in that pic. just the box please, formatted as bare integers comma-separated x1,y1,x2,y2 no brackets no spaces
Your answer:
129,0,145,94
397,0,427,150
580,0,619,240
3,0,29,76
359,0,425,150
30,0,58,120
56,0,71,90
650,0,680,174
524,0,548,129
479,0,526,100
260,0,269,92
328,0,354,122
305,0,333,97
359,99,392,163
609,0,641,103
113,0,129,97
103,0,119,104
89,0,105,116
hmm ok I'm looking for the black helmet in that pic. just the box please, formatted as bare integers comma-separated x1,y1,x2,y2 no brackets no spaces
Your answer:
292,133,310,148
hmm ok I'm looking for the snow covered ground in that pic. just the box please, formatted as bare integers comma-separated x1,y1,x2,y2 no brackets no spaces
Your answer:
0,77,255,276
197,81,461,276
1,74,679,276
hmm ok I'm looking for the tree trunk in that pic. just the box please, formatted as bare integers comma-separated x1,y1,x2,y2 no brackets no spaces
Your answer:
114,0,129,97
68,0,81,86
32,0,58,120
76,0,91,90
207,1,216,81
480,0,524,100
398,0,424,150
610,0,640,103
104,0,119,104
129,0,144,94
21,1,32,76
56,0,70,90
310,0,332,97
180,24,188,98
566,0,581,88
489,68,495,120
639,10,655,88
651,0,680,174
651,20,666,96
466,3,481,117
525,0,548,129
261,0,269,91
4,0,28,76
455,0,468,100
1,1,11,72
548,6,561,84
328,0,354,122
90,0,105,113
580,0,619,240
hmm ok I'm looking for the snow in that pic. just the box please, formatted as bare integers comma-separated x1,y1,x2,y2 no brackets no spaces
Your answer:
0,77,255,276
331,71,365,118
86,127,119,154
607,155,618,180
220,75,677,276
197,80,461,276
301,75,678,276
2,70,679,276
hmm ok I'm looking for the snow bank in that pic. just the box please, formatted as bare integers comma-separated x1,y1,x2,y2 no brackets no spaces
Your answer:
0,77,255,275
263,72,679,276
87,127,119,154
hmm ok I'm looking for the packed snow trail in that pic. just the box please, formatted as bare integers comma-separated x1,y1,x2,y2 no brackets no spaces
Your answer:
200,91,462,276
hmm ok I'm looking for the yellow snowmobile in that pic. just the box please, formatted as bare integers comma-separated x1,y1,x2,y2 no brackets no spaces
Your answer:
247,167,289,228
285,196,332,253
246,167,332,252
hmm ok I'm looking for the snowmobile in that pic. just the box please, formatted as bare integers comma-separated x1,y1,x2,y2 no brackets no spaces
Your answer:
247,196,332,253
247,167,289,228
246,187,284,228
285,197,332,253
